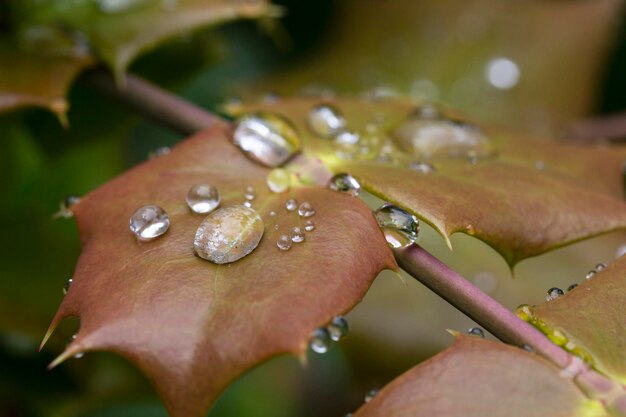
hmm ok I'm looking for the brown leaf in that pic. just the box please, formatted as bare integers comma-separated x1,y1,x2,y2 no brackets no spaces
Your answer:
44,122,396,417
353,335,606,417
229,97,626,266
530,257,626,384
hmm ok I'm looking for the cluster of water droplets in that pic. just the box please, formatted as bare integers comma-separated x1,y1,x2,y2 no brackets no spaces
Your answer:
274,197,316,251
544,262,607,302
309,315,349,354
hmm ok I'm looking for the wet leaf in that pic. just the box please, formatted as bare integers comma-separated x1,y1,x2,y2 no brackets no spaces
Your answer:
530,257,626,384
229,97,626,266
353,335,606,417
44,122,396,417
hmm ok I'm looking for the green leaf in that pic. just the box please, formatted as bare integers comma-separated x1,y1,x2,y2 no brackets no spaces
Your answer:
352,335,607,417
228,97,626,266
528,257,626,384
44,122,396,417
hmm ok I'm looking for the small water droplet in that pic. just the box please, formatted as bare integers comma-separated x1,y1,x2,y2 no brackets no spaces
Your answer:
465,224,476,235
96,0,146,14
412,103,440,119
595,263,607,272
129,205,170,241
277,235,292,250
274,224,279,231
232,112,301,167
333,131,360,159
535,160,546,171
516,304,534,322
186,184,220,214
567,283,578,292
298,202,315,218
291,227,305,243
68,334,83,358
485,57,520,90
285,198,298,211
546,287,564,302
266,168,291,193
304,220,315,232
309,327,331,353
616,244,626,259
467,327,485,338
53,195,81,219
374,204,419,248
328,173,361,196
194,205,264,264
585,270,596,280
327,316,349,341
63,278,73,295
243,201,253,208
308,104,346,137
365,388,379,403
148,146,171,159
522,344,535,353
269,211,277,217
408,161,436,174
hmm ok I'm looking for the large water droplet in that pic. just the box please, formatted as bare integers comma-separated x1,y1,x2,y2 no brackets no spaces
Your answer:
393,115,493,160
328,173,361,196
467,327,485,338
309,327,331,354
290,227,305,243
194,205,264,264
308,104,346,137
232,112,301,167
374,204,419,248
327,316,349,341
546,287,564,302
277,235,292,251
365,388,379,403
186,184,220,214
266,168,291,193
298,202,315,218
129,205,170,241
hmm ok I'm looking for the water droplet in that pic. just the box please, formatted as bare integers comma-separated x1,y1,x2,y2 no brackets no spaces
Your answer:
567,283,578,292
585,270,596,280
393,117,493,160
408,161,436,174
68,334,83,358
194,205,264,264
328,173,361,196
129,205,170,241
186,184,220,214
522,344,535,353
266,168,291,193
309,327,331,354
63,278,73,295
467,327,485,338
285,198,298,211
96,0,146,14
327,316,349,341
546,287,564,302
298,202,315,218
308,104,346,137
274,224,279,231
465,224,476,235
243,201,253,208
291,227,305,243
535,160,546,171
304,220,315,232
148,146,171,159
53,195,81,219
277,235,292,250
269,211,277,217
412,103,441,119
485,57,520,90
595,263,607,272
365,388,378,403
616,245,626,259
232,112,301,167
333,131,360,159
516,304,534,322
374,204,419,248
244,186,256,201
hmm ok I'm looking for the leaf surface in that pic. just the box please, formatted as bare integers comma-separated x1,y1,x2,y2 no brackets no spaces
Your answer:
353,335,606,417
45,122,396,417
530,257,626,384
230,97,626,266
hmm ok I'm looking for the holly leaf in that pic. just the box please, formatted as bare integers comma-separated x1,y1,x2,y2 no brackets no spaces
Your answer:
352,335,606,417
43,122,396,417
529,257,626,384
229,97,626,266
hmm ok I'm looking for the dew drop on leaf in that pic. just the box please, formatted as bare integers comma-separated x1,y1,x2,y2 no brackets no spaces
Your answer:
515,304,534,322
129,204,170,241
545,287,565,302
266,168,291,193
232,112,301,167
290,227,305,243
365,388,379,403
467,327,485,338
595,263,607,272
193,205,264,264
309,327,331,354
522,344,535,353
269,211,277,217
374,204,420,248
328,173,361,196
62,278,73,295
244,186,256,201
298,202,315,218
285,198,298,211
327,316,349,341
276,235,292,251
333,131,360,159
53,195,81,219
585,270,596,280
304,220,315,232
186,184,220,214
567,283,578,292
148,146,171,160
308,103,346,137
68,334,83,358
408,161,436,174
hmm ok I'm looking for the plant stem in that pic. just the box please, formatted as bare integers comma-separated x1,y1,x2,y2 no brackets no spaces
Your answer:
82,69,220,135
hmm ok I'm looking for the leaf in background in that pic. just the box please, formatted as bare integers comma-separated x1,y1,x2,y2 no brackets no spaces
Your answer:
352,335,606,417
44,122,396,417
229,97,626,266
528,256,626,384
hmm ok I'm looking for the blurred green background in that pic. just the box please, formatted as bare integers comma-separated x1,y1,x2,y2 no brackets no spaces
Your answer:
1,1,625,416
